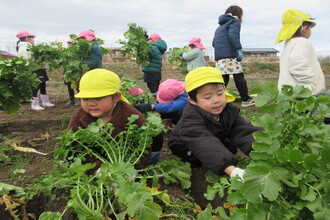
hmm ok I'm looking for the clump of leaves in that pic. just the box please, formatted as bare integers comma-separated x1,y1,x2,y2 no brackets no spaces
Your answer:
61,38,92,87
204,82,330,220
62,34,108,87
0,57,40,114
34,113,191,219
118,23,151,66
168,46,190,74
55,113,164,165
28,42,63,70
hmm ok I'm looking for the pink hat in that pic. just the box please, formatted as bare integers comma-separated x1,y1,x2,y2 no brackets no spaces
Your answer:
128,87,144,96
188,37,205,50
77,30,95,41
148,33,162,42
157,79,185,103
16,31,35,39
67,39,74,43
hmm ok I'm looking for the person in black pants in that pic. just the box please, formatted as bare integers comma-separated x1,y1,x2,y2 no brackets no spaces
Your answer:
212,5,254,107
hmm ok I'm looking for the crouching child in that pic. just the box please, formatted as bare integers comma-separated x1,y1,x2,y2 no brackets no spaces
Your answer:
169,67,258,179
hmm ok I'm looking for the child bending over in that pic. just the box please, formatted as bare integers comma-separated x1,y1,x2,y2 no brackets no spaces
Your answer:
169,67,258,179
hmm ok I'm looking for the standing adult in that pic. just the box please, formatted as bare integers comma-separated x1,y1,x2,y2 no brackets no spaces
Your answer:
212,5,254,107
142,33,167,93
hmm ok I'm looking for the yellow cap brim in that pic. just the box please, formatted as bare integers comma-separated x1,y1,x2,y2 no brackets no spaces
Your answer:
185,67,235,102
276,20,316,43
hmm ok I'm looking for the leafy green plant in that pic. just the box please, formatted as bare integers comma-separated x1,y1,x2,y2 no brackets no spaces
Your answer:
40,113,190,219
118,23,151,66
28,42,63,70
204,82,330,220
61,39,92,87
0,140,20,165
0,57,40,114
55,113,164,165
29,33,107,88
168,46,190,74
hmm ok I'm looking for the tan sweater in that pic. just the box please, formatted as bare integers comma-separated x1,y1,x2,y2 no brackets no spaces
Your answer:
278,37,326,96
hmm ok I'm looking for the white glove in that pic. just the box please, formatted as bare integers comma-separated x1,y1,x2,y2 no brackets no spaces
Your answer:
230,167,245,180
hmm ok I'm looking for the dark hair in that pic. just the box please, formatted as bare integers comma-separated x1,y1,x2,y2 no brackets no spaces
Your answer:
292,21,313,37
16,40,20,52
188,83,224,102
225,5,243,22
188,43,196,48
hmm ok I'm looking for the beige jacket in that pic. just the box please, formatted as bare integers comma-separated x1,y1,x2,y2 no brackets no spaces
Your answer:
17,41,32,60
278,37,325,95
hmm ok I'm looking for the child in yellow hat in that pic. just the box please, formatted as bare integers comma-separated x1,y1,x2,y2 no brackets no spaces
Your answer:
169,67,258,179
67,69,150,173
276,9,326,96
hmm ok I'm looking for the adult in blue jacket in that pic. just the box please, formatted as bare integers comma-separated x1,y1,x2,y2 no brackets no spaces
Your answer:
212,5,254,107
142,33,167,93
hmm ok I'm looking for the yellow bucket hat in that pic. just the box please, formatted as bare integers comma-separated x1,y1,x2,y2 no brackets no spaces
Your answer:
185,67,235,102
75,69,130,104
275,9,316,43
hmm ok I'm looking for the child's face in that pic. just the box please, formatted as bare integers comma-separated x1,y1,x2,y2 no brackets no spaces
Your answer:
26,37,35,45
189,83,227,119
81,93,121,122
302,25,312,39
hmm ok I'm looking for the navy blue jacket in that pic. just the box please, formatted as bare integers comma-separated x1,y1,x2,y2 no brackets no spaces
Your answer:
212,14,242,61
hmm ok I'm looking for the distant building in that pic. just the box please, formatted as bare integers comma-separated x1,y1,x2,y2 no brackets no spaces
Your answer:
242,48,279,57
0,50,16,59
102,47,130,63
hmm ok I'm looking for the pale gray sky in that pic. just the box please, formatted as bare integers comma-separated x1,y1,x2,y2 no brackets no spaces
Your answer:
1,0,329,57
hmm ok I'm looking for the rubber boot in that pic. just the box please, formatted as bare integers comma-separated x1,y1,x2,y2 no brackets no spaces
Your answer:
31,97,45,111
66,97,75,105
66,86,75,105
40,94,55,108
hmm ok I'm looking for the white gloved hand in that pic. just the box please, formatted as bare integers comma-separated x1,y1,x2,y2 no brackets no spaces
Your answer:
230,167,245,180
